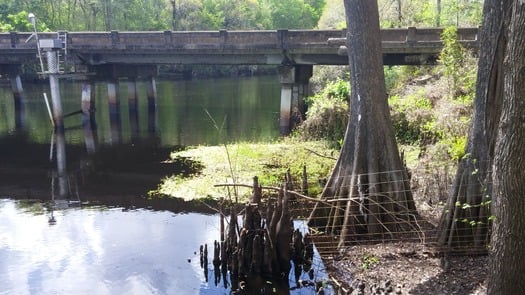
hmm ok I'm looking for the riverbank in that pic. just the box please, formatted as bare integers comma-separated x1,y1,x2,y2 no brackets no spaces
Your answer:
154,139,488,294
155,139,338,202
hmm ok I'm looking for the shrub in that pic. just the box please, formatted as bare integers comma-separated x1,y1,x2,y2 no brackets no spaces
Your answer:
389,92,438,145
297,79,349,147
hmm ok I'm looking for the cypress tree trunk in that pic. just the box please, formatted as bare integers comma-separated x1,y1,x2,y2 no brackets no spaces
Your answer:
488,1,525,293
437,0,506,252
309,0,416,247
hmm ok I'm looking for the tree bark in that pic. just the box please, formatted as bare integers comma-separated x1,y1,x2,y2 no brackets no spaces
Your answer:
436,0,506,252
488,1,525,293
309,0,416,247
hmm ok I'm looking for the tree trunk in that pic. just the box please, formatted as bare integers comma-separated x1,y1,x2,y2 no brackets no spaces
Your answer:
309,0,416,248
437,0,506,253
436,0,441,27
488,1,525,293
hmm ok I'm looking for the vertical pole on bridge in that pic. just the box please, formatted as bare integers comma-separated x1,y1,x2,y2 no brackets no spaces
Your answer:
107,79,122,144
46,49,69,199
9,74,25,130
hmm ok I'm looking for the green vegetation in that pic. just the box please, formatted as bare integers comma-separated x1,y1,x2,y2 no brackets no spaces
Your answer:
0,1,484,204
361,254,379,270
0,0,325,32
297,78,349,147
156,139,337,201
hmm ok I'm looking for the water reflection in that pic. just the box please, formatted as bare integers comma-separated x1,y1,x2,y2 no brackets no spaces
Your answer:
0,199,331,295
0,199,223,294
0,77,281,147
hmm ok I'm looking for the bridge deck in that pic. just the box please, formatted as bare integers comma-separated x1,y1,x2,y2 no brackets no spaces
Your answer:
0,28,478,67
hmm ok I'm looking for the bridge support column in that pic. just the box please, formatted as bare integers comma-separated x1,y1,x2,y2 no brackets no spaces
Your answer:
81,82,97,154
107,79,122,144
127,79,140,141
278,65,313,135
0,65,26,130
146,76,158,137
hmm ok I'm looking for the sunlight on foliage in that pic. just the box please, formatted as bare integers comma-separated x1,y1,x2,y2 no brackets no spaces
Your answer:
158,140,337,201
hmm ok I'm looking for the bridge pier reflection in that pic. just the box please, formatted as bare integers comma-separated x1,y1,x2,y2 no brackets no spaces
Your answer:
81,82,97,154
146,76,158,136
127,78,140,141
107,79,122,144
278,65,312,135
10,74,25,130
0,65,26,130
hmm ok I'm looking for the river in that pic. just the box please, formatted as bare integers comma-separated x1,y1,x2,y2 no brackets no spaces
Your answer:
0,76,332,294
0,76,281,146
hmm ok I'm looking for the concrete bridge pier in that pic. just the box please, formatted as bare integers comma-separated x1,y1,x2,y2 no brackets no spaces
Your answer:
81,82,97,154
278,65,313,135
91,64,158,144
0,65,26,130
107,79,122,144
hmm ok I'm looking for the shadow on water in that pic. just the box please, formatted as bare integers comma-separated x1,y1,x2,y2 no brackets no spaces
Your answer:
0,132,213,214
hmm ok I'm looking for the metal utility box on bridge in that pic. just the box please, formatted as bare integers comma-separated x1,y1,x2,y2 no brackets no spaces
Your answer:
39,39,63,50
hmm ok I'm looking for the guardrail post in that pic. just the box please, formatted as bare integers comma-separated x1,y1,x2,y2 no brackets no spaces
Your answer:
9,32,17,48
220,29,228,49
407,27,417,43
163,30,173,46
277,29,288,50
111,30,119,47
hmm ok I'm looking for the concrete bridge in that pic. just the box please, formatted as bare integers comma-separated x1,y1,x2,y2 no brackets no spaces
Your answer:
0,27,478,134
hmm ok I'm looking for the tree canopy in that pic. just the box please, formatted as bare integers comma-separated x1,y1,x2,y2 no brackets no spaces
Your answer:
0,0,485,32
0,0,326,32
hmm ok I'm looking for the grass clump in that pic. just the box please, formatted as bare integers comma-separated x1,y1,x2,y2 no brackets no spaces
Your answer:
157,139,338,202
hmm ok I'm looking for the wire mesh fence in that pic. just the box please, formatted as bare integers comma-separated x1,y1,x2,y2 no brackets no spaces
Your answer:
249,163,493,257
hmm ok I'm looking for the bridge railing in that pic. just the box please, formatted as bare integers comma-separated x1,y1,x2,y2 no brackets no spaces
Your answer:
1,28,477,51
380,27,478,42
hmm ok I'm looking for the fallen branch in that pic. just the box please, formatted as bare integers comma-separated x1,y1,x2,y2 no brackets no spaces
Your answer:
214,183,328,204
304,147,337,161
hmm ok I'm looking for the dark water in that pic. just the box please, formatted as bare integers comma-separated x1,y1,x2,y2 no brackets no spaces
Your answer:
0,76,332,294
